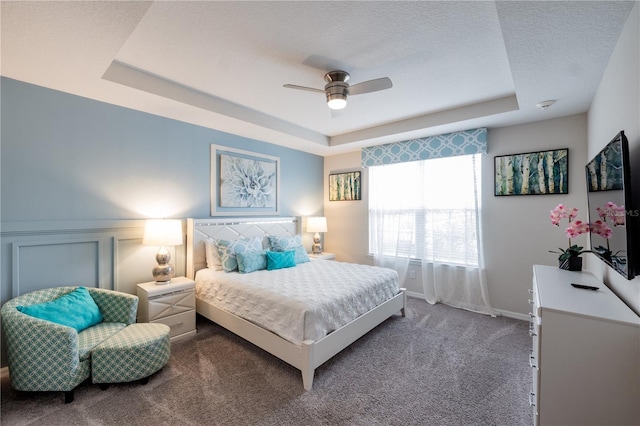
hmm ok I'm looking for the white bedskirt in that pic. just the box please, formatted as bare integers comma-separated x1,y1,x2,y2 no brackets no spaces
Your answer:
195,260,399,345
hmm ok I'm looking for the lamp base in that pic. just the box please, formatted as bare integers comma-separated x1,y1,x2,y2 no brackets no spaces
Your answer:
152,247,174,283
312,232,322,254
152,264,174,283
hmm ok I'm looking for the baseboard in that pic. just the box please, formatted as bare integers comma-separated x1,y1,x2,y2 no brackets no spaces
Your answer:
405,290,423,299
494,309,529,321
406,292,528,321
1,366,9,379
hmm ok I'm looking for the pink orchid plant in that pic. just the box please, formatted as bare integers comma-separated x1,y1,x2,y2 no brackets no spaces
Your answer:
591,202,625,256
549,204,590,261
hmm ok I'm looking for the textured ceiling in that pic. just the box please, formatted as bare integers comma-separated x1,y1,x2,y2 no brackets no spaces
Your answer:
1,1,635,156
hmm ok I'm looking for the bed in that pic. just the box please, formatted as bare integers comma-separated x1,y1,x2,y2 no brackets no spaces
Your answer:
186,217,406,390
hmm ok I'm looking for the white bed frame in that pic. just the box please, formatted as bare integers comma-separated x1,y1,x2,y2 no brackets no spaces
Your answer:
186,217,406,390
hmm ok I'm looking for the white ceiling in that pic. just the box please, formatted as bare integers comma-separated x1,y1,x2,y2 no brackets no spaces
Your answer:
1,1,635,156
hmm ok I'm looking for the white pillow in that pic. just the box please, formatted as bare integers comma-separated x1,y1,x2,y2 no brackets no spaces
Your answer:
205,239,223,271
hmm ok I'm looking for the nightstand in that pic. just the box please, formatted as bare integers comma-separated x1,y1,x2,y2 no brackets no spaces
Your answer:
308,252,336,260
137,276,196,340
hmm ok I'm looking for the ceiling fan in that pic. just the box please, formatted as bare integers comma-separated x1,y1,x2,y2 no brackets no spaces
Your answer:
283,70,392,110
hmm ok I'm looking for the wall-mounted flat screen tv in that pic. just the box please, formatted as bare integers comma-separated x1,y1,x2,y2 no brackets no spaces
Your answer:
585,131,635,280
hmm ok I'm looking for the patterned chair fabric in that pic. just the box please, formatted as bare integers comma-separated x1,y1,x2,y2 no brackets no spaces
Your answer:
91,323,171,384
1,287,139,393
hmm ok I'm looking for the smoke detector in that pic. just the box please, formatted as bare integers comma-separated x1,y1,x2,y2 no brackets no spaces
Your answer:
536,100,556,110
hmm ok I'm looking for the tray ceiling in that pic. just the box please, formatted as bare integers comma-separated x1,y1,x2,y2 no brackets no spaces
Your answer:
1,1,635,155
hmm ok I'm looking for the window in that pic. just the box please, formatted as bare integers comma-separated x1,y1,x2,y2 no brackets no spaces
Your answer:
368,154,481,266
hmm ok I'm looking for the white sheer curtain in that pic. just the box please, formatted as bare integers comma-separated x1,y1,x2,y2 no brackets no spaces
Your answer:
368,154,495,316
368,166,412,285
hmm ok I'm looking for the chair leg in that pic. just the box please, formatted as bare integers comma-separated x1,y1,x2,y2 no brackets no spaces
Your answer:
64,390,74,404
99,384,109,391
140,377,149,385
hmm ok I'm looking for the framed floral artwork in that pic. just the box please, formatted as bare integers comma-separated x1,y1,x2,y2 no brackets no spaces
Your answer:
494,148,568,196
210,145,280,216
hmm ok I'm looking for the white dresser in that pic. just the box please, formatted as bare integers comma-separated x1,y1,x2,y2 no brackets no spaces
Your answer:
530,265,639,426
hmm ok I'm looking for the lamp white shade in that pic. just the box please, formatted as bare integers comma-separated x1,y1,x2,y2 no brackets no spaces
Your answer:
143,219,183,247
306,216,328,233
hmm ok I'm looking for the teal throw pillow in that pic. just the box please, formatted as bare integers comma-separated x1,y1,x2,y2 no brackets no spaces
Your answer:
268,235,310,264
292,246,311,264
236,250,267,273
266,250,296,271
216,237,263,272
16,287,103,332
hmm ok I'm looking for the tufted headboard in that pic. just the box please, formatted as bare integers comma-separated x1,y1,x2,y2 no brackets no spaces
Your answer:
186,217,299,279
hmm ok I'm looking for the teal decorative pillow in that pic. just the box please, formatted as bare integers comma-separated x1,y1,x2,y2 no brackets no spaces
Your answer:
16,287,103,332
268,235,310,264
291,246,310,264
236,250,267,273
216,237,263,272
266,250,296,271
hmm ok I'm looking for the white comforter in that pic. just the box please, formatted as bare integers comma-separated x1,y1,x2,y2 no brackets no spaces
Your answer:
195,260,399,346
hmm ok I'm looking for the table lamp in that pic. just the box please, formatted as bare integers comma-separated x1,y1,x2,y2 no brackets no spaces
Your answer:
306,216,328,255
143,219,183,283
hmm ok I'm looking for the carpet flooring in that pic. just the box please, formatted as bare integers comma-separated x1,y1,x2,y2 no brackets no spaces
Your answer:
1,297,532,426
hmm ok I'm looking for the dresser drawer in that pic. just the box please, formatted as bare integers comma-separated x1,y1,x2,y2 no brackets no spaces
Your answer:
147,289,195,321
528,286,541,424
152,310,195,338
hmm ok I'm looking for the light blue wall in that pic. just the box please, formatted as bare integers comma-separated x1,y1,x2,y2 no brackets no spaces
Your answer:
0,76,324,312
1,77,323,221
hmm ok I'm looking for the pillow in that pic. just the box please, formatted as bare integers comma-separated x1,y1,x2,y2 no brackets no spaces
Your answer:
16,287,103,332
216,237,263,272
236,250,268,273
205,239,223,271
268,235,310,264
266,250,296,271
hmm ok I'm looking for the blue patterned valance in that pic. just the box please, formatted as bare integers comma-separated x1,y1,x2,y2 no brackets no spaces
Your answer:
361,128,487,168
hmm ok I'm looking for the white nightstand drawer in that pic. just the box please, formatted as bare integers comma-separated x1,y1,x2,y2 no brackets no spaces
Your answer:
147,290,195,321
152,311,196,339
137,278,197,338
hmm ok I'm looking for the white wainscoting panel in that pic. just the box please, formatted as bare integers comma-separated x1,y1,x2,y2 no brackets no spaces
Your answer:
115,235,166,295
12,237,102,296
2,220,159,301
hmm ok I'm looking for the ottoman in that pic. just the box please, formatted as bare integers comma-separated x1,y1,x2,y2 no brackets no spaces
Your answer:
91,323,170,384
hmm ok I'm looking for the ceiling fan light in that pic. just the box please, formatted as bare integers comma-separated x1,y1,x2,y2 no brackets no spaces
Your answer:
325,81,348,110
328,96,347,110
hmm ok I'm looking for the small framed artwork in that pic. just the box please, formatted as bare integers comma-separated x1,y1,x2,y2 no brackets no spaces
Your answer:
494,148,569,196
210,145,280,216
329,171,361,201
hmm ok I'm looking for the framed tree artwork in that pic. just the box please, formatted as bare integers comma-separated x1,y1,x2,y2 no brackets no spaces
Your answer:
494,148,568,196
329,171,361,201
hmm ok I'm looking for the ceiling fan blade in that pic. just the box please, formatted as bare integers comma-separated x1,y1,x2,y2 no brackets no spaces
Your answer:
348,77,393,96
330,108,345,119
283,84,324,94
